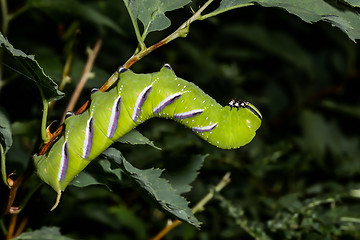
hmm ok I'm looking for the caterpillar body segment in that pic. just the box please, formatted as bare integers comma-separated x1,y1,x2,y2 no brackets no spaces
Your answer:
33,65,262,209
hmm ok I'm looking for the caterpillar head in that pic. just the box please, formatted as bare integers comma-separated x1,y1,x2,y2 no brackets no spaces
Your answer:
228,98,262,120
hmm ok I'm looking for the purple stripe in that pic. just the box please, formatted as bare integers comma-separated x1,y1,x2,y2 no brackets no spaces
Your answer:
107,96,122,138
132,85,152,122
173,109,204,119
192,123,218,133
153,93,182,114
58,141,69,181
82,117,94,159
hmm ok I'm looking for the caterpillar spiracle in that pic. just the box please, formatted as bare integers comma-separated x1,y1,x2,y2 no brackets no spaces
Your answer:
33,64,262,209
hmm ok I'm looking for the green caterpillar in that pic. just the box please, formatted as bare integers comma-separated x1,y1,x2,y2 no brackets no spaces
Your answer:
33,64,262,209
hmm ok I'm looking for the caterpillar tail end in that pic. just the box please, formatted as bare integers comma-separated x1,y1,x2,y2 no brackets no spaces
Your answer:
50,190,62,211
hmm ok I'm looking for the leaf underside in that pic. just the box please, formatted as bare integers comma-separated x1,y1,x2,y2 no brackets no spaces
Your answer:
102,148,200,227
0,32,64,101
214,0,360,42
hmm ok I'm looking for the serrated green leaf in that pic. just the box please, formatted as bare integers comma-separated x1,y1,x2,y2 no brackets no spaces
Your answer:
102,148,200,227
0,107,12,153
0,32,64,102
117,129,161,150
27,0,123,34
163,154,206,194
14,226,74,240
125,0,191,37
342,0,360,8
213,0,360,42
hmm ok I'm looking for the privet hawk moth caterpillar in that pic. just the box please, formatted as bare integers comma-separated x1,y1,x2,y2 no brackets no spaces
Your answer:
33,64,262,209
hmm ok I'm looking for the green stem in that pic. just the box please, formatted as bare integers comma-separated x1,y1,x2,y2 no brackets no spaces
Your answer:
0,218,7,236
1,0,9,35
301,197,336,212
192,172,231,213
123,0,146,50
340,217,360,224
1,144,9,187
140,0,161,41
8,5,28,21
199,3,254,20
39,88,50,143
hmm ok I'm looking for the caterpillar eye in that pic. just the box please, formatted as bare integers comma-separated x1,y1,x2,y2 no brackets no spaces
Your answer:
163,63,172,70
117,66,128,74
65,111,74,119
91,88,99,94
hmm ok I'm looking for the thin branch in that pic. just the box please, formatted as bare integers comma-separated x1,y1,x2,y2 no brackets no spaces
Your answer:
1,171,25,218
200,3,254,20
1,144,9,187
151,172,231,240
192,172,231,213
1,0,9,35
0,218,7,236
61,39,102,123
48,38,75,114
123,0,146,50
13,217,28,239
6,214,17,240
40,94,49,143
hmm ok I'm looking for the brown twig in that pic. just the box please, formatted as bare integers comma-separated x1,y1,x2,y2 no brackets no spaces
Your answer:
61,39,102,123
13,216,28,238
151,172,232,240
6,214,17,240
152,220,182,240
1,172,24,218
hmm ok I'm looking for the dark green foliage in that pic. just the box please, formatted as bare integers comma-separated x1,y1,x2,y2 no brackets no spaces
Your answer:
1,0,360,239
0,32,64,101
102,148,201,227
